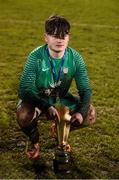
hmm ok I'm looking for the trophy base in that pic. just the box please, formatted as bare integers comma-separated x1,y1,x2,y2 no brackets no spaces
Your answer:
53,149,71,174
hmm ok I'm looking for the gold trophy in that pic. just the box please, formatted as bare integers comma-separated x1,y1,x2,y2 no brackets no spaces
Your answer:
53,103,71,173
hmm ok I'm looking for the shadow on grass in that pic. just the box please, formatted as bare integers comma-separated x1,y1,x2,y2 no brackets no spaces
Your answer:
21,154,93,179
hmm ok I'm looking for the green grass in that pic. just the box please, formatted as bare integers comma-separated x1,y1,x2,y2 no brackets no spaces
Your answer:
0,0,119,178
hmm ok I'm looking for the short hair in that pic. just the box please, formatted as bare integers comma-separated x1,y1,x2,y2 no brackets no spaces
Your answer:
45,14,70,39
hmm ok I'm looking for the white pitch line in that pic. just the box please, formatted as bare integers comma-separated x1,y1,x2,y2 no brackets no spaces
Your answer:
72,23,119,29
0,19,119,29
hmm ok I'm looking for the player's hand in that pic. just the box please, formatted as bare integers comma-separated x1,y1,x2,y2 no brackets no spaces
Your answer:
46,106,60,123
70,112,83,125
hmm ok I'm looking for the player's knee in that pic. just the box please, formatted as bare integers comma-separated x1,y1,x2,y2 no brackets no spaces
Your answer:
82,105,96,126
82,117,96,127
16,107,34,128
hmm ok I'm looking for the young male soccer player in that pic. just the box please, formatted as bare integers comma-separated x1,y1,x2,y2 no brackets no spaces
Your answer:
17,14,96,159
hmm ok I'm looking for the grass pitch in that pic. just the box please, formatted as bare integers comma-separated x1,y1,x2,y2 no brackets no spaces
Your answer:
0,0,119,178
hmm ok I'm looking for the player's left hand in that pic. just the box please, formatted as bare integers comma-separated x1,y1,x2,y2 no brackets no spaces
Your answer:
70,112,83,124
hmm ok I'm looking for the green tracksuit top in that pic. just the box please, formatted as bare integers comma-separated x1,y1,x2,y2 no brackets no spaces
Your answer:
18,44,92,118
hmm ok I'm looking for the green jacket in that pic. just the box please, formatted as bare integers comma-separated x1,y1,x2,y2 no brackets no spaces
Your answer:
18,44,92,118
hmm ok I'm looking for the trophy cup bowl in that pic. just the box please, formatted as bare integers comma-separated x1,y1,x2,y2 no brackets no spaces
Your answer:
53,104,71,173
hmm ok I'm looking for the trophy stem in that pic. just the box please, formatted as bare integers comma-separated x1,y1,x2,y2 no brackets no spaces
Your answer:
53,105,71,173
57,120,70,148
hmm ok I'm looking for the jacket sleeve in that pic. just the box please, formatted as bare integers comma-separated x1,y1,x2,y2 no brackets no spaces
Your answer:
74,52,92,119
18,51,52,110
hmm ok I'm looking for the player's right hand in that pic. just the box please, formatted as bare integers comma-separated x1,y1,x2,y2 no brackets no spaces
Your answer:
46,106,60,123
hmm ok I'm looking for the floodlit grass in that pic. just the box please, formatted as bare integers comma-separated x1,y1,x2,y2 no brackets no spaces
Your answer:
0,0,119,178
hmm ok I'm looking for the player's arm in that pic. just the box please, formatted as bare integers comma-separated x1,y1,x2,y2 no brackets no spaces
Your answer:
18,52,52,110
74,53,92,120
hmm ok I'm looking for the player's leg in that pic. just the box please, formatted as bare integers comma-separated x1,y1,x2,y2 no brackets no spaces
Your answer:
16,100,41,159
71,103,96,129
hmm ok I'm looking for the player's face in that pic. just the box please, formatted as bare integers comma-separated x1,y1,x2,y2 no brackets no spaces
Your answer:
45,33,69,53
